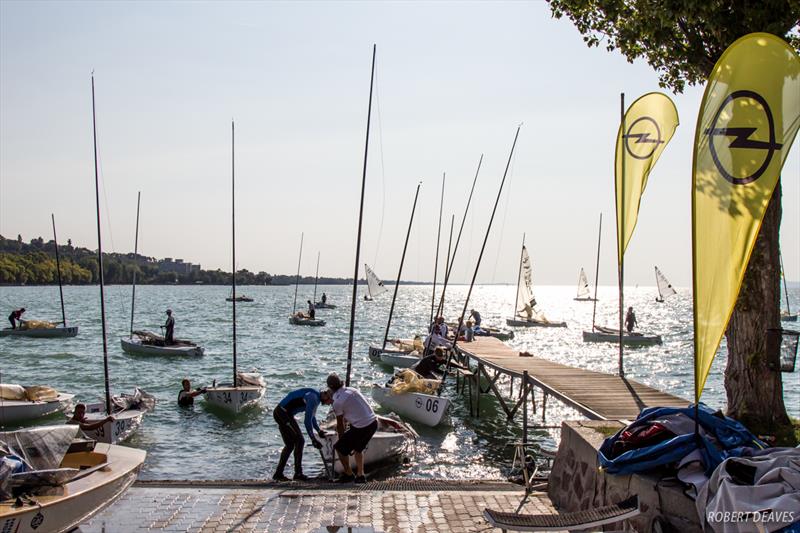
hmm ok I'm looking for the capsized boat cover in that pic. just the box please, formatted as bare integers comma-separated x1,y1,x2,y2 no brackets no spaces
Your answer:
598,404,766,476
112,388,156,413
0,384,26,401
237,372,265,388
390,369,440,395
696,448,800,533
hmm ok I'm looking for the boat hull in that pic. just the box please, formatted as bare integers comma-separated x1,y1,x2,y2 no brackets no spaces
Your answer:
368,345,420,368
120,336,204,356
781,314,798,322
314,302,337,309
321,423,411,474
506,318,567,328
226,297,254,302
0,442,145,533
203,385,265,413
0,326,78,338
0,394,75,424
289,316,326,327
79,407,148,444
371,385,448,427
573,297,598,302
582,330,663,346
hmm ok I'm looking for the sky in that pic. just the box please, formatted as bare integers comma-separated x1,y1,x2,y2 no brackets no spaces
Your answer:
1,1,798,286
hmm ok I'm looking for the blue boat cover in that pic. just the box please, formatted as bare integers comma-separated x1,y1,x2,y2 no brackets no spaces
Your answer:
598,403,767,475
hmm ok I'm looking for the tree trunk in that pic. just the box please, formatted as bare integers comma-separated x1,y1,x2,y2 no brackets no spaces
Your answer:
724,180,795,444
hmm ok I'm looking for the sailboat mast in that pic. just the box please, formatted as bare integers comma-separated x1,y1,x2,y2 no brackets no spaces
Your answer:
91,74,112,416
51,214,66,327
231,120,237,386
441,125,522,396
313,251,320,304
292,233,304,313
591,213,602,327
382,182,421,350
346,44,376,388
780,252,791,314
430,172,445,324
439,215,454,314
436,154,482,317
129,192,141,337
513,234,526,318
617,92,626,377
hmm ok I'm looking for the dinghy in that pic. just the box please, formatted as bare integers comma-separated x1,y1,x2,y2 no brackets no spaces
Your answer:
288,314,326,327
780,253,797,322
574,268,597,302
371,375,450,427
506,237,566,328
582,325,662,346
203,122,266,414
226,294,254,302
310,253,337,309
74,388,156,444
0,384,74,424
0,425,146,533
121,331,204,356
314,302,336,309
369,338,424,368
288,235,326,326
654,266,677,303
364,264,387,301
321,414,417,474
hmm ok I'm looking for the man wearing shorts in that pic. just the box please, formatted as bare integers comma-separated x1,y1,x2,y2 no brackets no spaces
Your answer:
326,373,377,484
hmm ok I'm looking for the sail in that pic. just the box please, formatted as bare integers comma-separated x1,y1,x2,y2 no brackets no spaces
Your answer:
655,266,677,300
515,246,540,318
364,264,387,299
576,268,591,299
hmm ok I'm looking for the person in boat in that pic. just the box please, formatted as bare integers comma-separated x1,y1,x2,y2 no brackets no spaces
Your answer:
326,373,376,484
68,403,114,432
7,308,25,329
178,379,206,407
272,387,333,482
625,307,638,333
163,309,175,345
321,293,327,305
469,309,482,328
412,346,467,379
307,300,316,319
424,317,451,352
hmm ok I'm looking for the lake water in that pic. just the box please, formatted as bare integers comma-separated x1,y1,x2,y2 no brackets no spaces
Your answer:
0,283,797,480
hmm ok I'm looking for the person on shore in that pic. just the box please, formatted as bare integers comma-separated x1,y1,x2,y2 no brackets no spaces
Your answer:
307,300,316,319
7,308,25,329
68,403,114,432
178,379,206,407
468,309,482,328
412,347,467,379
321,293,327,305
625,307,638,333
326,373,377,484
272,387,332,482
163,309,175,345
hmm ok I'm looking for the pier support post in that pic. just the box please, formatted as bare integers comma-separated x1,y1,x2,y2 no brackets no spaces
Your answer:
509,376,513,398
522,371,529,445
542,393,548,422
476,363,483,418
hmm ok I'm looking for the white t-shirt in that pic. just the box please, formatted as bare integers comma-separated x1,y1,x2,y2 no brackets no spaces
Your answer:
332,387,376,429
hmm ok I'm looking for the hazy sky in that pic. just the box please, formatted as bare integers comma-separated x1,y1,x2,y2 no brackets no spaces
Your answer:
1,1,798,286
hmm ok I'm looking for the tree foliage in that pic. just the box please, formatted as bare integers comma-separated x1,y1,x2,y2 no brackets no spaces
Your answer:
548,0,800,92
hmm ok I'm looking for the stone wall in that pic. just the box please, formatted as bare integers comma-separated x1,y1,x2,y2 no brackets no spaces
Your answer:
548,420,702,532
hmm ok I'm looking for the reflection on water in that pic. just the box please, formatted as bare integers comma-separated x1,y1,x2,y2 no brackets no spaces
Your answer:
0,284,797,480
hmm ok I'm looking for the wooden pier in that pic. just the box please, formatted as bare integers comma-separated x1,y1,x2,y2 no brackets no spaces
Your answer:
455,336,687,422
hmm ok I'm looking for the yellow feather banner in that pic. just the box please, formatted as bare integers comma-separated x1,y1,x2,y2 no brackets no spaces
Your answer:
615,93,679,263
692,33,800,403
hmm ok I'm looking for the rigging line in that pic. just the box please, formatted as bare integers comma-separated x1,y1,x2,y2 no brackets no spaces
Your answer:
93,110,116,255
490,146,517,282
372,61,387,269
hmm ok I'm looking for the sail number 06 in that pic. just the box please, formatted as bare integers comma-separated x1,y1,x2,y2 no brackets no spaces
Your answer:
424,398,439,413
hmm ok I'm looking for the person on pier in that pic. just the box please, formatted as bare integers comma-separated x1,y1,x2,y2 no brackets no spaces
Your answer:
163,309,175,345
625,307,638,333
272,387,332,482
326,373,376,484
469,309,482,328
7,308,25,329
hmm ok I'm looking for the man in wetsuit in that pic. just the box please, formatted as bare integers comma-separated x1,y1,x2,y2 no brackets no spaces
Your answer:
8,308,25,329
307,300,316,319
273,387,332,481
412,347,467,379
177,379,206,406
163,309,175,345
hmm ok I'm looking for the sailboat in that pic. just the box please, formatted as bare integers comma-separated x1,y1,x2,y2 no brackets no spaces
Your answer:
654,266,677,303
0,383,74,425
203,121,266,414
574,268,597,302
320,45,417,474
313,253,336,309
0,215,78,338
363,263,387,301
780,253,797,322
76,75,155,444
121,193,205,356
506,237,566,328
289,234,326,326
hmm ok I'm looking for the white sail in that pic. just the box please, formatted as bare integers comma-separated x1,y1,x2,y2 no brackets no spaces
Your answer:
365,264,387,299
655,266,677,300
515,246,543,319
576,268,591,299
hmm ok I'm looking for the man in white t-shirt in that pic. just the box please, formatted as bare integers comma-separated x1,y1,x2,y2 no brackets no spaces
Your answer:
326,373,377,484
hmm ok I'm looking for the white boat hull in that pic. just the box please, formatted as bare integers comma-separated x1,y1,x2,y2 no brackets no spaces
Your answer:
120,335,204,356
0,393,75,424
203,385,265,413
321,420,412,474
371,385,448,427
506,318,567,328
79,406,148,444
582,330,663,346
573,297,597,302
368,345,420,368
289,316,326,327
0,326,78,338
0,442,145,533
781,313,798,322
314,302,337,309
